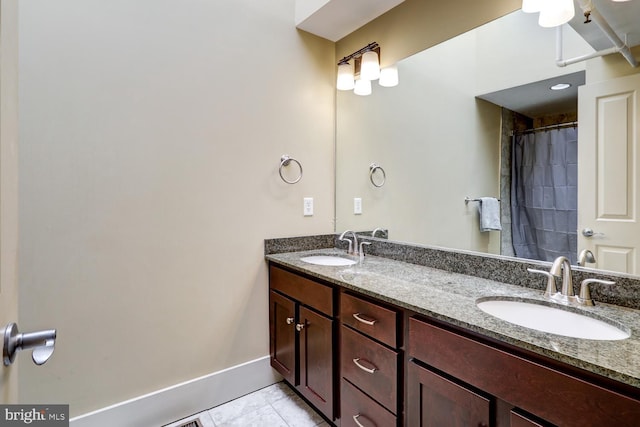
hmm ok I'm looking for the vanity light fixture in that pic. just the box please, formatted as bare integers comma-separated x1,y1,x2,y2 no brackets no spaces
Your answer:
550,83,572,90
522,0,573,27
360,50,381,80
521,0,542,13
354,78,372,96
379,64,399,87
538,0,574,28
337,61,355,90
336,42,399,95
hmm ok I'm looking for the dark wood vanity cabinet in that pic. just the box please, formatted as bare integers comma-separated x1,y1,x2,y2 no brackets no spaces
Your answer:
408,316,640,427
269,266,335,421
268,264,640,427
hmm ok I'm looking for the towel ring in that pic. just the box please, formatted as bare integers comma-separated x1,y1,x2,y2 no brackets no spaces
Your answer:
369,163,386,188
279,155,303,184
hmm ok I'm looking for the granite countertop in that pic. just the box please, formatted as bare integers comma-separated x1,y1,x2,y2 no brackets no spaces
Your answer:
266,248,640,390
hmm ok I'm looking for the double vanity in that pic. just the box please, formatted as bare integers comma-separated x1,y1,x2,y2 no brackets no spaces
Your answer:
266,236,640,426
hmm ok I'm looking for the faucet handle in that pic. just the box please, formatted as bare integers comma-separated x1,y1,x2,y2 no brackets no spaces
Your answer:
527,268,557,297
578,278,615,306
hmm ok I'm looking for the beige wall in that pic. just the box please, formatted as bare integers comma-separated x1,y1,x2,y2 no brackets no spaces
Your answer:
335,0,521,67
18,0,335,416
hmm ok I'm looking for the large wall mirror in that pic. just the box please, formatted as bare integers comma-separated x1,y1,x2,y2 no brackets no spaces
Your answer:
336,9,640,277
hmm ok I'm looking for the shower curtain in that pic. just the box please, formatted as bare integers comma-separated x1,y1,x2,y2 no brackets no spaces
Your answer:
511,127,578,264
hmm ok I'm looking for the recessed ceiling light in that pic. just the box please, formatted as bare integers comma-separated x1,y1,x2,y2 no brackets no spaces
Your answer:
550,83,572,91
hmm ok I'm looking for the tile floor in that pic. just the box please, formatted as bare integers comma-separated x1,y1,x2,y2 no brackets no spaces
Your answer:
164,382,330,427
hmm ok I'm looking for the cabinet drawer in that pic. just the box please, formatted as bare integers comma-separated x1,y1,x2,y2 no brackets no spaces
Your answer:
270,266,333,316
409,317,640,427
341,325,398,414
341,293,398,347
341,379,396,427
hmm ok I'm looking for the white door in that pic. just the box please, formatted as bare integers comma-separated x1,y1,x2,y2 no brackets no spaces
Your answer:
577,72,640,274
0,0,20,402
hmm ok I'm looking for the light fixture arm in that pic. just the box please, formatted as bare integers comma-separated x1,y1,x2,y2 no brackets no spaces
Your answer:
337,42,379,66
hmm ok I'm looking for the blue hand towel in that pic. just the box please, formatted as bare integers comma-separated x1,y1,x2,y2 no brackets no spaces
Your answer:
479,197,502,232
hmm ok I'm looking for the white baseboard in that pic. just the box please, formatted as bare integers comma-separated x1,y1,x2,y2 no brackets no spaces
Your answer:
70,356,280,427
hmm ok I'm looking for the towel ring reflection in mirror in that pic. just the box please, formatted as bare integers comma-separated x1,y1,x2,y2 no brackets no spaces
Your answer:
369,163,386,187
279,155,303,184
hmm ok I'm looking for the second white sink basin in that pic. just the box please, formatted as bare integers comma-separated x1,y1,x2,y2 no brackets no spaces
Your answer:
300,255,357,266
476,298,630,341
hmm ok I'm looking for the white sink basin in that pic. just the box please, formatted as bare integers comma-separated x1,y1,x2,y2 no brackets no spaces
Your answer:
476,298,630,341
300,255,357,266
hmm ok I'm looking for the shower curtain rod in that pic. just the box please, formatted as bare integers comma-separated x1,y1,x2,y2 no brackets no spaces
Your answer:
511,121,577,136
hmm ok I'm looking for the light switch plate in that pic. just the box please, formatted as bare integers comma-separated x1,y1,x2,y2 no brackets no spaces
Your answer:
304,197,313,216
354,197,362,215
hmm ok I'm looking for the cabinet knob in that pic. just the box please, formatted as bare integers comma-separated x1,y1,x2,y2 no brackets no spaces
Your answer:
286,317,294,325
295,323,305,332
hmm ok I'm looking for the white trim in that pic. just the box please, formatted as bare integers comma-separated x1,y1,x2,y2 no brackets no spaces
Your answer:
70,356,280,427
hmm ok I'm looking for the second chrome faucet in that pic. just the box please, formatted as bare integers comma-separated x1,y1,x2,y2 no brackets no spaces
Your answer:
528,256,614,306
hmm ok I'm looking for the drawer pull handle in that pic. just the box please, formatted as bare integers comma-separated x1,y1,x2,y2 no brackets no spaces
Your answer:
353,414,373,427
286,317,294,325
353,313,377,326
296,323,305,332
353,358,377,374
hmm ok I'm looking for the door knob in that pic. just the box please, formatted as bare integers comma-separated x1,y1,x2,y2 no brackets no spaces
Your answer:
3,323,57,366
582,228,604,238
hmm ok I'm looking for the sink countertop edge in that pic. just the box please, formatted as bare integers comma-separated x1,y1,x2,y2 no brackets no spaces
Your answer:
266,248,640,390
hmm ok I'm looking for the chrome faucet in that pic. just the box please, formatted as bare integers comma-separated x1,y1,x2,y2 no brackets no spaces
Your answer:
529,256,617,306
339,230,359,255
371,227,387,238
550,256,574,303
577,249,596,266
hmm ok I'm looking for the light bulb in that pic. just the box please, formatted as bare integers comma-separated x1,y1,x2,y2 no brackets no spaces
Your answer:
360,50,380,81
336,61,355,91
354,79,372,96
522,0,542,13
538,0,574,27
379,64,399,87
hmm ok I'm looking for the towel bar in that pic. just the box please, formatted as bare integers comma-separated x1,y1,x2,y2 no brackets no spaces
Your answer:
465,196,500,204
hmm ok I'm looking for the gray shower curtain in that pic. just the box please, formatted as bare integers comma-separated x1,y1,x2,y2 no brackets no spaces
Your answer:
511,127,578,264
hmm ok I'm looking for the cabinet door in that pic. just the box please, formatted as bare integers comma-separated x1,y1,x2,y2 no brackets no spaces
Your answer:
269,291,296,385
299,305,334,421
407,361,490,427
